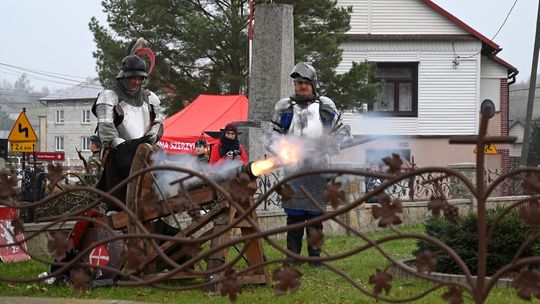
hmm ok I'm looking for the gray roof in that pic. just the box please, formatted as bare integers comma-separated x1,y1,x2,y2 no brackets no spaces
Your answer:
39,78,103,101
509,118,525,129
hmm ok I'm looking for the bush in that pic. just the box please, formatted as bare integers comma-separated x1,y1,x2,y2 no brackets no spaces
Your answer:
414,207,540,276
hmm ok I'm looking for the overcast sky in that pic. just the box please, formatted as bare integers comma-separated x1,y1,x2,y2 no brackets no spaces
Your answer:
0,0,537,92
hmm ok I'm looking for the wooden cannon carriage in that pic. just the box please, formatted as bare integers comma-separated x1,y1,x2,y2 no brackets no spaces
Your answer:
81,143,269,286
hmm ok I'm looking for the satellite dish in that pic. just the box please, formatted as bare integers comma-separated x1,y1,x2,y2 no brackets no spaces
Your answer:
480,99,496,119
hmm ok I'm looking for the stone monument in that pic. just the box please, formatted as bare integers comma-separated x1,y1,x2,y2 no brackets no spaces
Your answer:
237,4,294,161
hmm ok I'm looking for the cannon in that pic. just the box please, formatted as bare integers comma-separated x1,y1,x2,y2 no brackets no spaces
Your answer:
61,143,269,288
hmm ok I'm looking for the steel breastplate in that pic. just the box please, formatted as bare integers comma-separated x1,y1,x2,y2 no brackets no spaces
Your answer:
289,101,323,138
116,100,151,141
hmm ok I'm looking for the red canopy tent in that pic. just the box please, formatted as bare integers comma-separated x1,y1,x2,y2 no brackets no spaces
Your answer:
157,94,249,154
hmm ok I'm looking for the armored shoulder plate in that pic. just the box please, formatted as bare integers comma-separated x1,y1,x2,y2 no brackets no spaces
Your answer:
274,97,293,113
146,90,160,107
318,96,339,113
95,90,119,107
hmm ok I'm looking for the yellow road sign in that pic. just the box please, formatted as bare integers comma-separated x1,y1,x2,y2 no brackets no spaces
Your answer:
8,111,38,142
473,134,498,155
9,141,36,152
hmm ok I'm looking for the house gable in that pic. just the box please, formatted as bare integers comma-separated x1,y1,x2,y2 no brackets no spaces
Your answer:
339,0,470,36
335,0,517,138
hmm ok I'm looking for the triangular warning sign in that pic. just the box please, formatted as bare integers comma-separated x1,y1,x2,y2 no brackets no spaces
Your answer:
473,133,498,154
8,111,38,142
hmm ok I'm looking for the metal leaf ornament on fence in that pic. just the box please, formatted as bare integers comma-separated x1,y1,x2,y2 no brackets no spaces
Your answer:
383,153,403,175
219,269,243,302
70,266,91,292
307,226,324,249
511,267,540,300
323,179,345,209
368,268,393,295
0,171,18,199
371,194,403,227
276,183,294,203
172,194,201,220
415,251,437,273
11,218,24,235
519,200,540,227
523,173,540,195
47,163,64,185
272,265,303,296
47,231,72,261
442,204,460,223
427,196,446,217
141,187,160,217
122,241,147,274
442,285,464,304
227,173,256,207
176,243,202,260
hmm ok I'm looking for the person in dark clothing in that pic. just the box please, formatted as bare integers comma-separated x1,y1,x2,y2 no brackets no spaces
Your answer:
209,122,248,165
194,139,209,163
77,135,103,185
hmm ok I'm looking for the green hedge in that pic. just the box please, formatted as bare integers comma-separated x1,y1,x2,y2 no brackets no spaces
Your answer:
414,207,540,275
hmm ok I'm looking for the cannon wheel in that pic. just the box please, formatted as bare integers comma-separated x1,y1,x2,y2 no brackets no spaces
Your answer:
124,143,161,273
124,143,269,285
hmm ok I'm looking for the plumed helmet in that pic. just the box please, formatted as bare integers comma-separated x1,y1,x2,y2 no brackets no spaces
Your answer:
89,135,101,144
290,62,318,90
116,55,148,79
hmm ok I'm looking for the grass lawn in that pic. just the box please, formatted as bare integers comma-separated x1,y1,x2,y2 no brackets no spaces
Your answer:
0,224,532,303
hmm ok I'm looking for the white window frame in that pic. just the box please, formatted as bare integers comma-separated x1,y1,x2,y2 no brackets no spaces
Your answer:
55,110,65,124
81,136,90,151
55,136,64,151
81,109,91,124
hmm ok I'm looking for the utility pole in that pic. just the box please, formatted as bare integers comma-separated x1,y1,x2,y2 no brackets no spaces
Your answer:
521,0,540,166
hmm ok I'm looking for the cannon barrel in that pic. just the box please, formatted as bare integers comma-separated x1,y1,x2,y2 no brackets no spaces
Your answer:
186,135,381,189
183,161,258,191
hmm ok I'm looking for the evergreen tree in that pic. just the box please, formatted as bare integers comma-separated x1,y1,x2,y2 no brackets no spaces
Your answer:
0,111,15,131
89,0,380,115
13,74,34,93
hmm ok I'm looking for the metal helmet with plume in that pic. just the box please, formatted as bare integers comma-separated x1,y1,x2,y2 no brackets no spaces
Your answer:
123,37,156,77
116,55,147,79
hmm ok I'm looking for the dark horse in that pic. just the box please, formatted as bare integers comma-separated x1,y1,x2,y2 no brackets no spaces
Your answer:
96,136,150,211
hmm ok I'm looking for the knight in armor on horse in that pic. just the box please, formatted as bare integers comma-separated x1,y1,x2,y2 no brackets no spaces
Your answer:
93,53,164,211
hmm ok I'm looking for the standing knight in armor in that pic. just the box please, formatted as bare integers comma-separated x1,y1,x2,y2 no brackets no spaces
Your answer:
93,54,164,210
267,62,350,264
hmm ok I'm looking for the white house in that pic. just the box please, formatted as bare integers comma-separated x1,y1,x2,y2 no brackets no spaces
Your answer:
508,118,524,167
38,79,103,169
334,0,518,173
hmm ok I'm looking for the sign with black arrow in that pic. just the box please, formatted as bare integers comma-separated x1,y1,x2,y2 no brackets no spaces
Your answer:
8,111,38,152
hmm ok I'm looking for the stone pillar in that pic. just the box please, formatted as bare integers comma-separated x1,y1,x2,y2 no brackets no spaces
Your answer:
238,4,294,161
